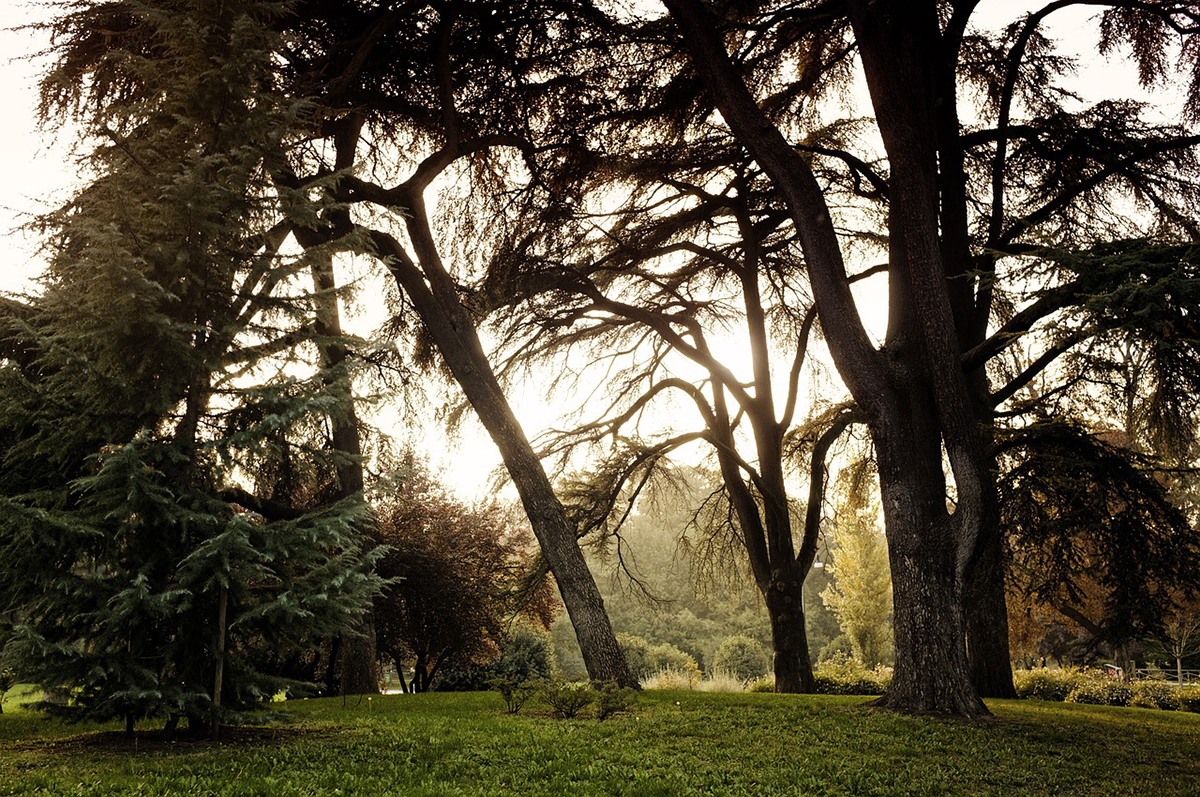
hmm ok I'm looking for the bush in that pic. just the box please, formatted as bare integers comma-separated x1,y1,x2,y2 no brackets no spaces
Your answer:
1065,680,1133,707
812,654,889,695
697,671,746,693
617,634,699,681
539,680,594,718
1014,668,1089,702
437,627,553,692
1175,687,1200,713
1129,680,1180,711
592,681,636,720
712,635,770,682
748,677,775,693
491,677,542,715
641,667,700,690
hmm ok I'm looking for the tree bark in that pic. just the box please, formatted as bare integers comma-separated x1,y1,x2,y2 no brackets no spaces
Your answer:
765,564,815,693
965,523,1018,698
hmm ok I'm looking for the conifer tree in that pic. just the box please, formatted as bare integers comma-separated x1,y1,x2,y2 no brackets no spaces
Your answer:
0,0,381,735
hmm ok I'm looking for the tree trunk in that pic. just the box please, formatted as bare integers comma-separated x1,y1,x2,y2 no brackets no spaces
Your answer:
304,240,380,697
369,211,635,688
765,569,815,692
872,427,989,717
965,529,1017,698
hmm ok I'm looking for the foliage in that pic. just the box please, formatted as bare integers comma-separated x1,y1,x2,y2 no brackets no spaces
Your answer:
438,626,554,692
711,635,771,682
748,677,776,693
1014,669,1092,703
640,667,701,691
1065,680,1134,708
1178,688,1200,713
538,680,594,719
812,654,892,696
0,668,13,714
373,460,555,693
1129,681,1181,711
0,0,381,731
491,677,542,716
819,471,894,668
696,671,747,693
591,681,637,720
616,633,698,681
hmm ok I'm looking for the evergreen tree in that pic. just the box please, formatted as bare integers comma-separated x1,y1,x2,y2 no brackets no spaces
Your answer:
0,0,380,735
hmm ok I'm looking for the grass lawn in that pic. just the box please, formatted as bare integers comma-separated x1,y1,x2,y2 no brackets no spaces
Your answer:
0,689,1197,796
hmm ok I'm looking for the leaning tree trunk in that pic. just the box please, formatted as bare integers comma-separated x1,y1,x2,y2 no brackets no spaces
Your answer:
368,206,635,688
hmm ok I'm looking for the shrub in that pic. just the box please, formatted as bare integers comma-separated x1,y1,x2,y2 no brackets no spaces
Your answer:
617,634,698,681
539,680,594,718
592,681,636,720
697,671,746,693
748,677,775,693
1175,687,1200,713
712,635,770,682
0,667,14,714
491,677,542,715
1129,680,1180,711
812,654,889,695
1014,668,1089,702
641,667,700,690
1065,680,1133,707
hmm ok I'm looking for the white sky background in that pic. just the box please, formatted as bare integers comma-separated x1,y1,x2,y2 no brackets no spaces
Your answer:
0,1,1189,500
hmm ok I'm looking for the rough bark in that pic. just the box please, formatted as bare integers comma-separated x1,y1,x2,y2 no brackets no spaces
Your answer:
965,529,1018,698
765,564,815,693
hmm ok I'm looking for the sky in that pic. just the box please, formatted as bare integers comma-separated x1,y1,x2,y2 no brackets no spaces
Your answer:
0,1,1188,499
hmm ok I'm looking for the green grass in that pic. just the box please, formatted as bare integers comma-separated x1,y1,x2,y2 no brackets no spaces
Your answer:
0,690,1197,795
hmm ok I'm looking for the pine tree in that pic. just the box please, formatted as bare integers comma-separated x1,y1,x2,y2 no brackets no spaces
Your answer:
0,0,380,735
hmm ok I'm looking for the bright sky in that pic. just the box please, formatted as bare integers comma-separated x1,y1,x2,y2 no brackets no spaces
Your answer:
0,1,1188,500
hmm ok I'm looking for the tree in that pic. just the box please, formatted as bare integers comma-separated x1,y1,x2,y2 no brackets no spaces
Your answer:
656,0,1200,715
712,634,771,681
0,0,381,735
373,459,556,693
820,470,894,669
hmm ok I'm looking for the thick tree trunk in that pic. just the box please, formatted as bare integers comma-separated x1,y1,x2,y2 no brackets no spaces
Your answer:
966,528,1017,698
872,424,989,718
765,569,815,693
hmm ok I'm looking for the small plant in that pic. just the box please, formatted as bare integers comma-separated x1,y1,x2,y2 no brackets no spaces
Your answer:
1014,667,1090,702
697,670,746,693
0,667,14,714
812,654,889,695
1129,680,1180,711
641,667,701,690
748,677,775,693
491,677,542,715
592,681,636,720
539,680,594,719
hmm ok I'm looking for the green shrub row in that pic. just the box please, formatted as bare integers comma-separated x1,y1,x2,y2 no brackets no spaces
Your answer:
812,654,892,696
491,678,637,720
1013,668,1200,712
